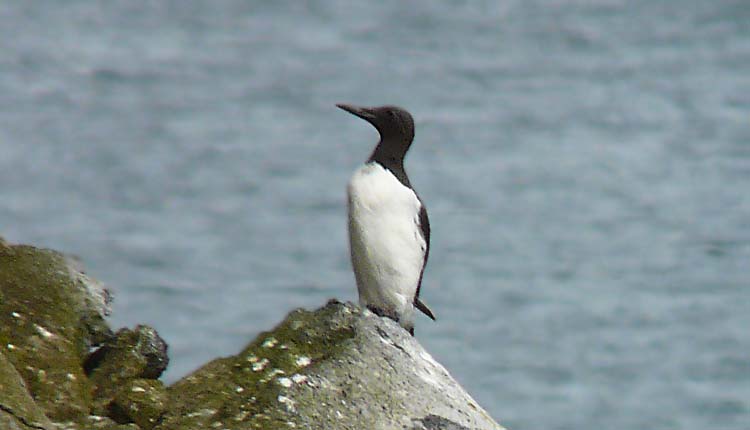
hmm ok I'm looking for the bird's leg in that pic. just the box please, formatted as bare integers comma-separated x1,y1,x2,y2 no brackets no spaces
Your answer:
366,304,392,319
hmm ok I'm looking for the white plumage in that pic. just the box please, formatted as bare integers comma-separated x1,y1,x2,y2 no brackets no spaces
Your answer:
348,162,427,330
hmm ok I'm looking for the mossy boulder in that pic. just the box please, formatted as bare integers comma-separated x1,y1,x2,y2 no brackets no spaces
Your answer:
0,238,164,430
109,379,168,429
158,300,503,430
0,350,56,430
0,240,112,422
157,301,357,430
87,325,169,415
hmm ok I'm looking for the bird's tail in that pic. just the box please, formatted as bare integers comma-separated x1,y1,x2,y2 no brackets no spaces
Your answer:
414,298,436,321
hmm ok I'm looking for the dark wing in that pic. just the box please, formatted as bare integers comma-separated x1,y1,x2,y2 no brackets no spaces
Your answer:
417,203,430,272
414,203,436,320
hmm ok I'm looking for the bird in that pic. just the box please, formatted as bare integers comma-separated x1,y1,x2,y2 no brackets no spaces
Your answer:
336,103,436,336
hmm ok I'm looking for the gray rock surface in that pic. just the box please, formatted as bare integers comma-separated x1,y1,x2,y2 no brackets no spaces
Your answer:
282,301,503,430
159,300,504,430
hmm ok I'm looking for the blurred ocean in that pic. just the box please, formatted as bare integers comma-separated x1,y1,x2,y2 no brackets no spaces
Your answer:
1,1,748,429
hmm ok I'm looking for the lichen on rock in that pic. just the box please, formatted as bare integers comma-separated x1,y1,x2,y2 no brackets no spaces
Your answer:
158,300,503,430
0,238,165,429
157,300,357,430
109,379,168,429
0,240,107,422
0,350,56,430
87,325,169,415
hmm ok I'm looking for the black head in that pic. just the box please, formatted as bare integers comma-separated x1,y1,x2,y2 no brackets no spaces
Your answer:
336,103,416,163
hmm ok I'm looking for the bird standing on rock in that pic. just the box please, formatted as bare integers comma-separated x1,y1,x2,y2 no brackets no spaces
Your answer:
337,103,436,336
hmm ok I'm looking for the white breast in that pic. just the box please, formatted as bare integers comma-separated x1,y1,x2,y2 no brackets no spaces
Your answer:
347,162,426,329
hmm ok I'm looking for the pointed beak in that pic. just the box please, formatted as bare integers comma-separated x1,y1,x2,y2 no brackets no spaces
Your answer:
336,103,376,122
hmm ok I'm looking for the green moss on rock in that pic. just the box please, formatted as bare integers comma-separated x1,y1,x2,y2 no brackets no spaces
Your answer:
0,350,56,430
157,300,356,430
88,325,169,415
109,379,168,429
56,415,141,430
0,242,98,421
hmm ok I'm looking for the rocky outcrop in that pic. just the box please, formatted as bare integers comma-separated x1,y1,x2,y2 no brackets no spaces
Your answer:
0,238,504,430
159,300,502,430
0,239,165,430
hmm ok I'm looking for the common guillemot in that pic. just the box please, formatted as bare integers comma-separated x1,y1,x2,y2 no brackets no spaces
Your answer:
337,103,436,336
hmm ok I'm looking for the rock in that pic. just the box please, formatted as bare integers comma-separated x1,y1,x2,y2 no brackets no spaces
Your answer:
57,415,141,430
1,237,504,430
0,240,112,422
0,351,56,430
64,255,114,346
0,239,162,429
87,326,169,415
159,300,503,430
109,379,168,429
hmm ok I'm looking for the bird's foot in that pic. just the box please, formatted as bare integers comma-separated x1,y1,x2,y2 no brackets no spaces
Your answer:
365,305,415,336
